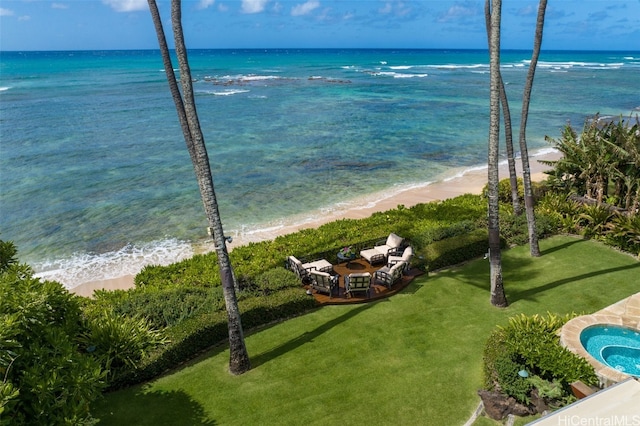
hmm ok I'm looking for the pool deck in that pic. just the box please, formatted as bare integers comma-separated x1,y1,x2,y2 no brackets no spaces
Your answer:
560,291,640,387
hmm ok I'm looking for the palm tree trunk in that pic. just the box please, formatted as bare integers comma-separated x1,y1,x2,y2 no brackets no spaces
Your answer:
518,0,547,257
148,0,250,375
484,0,521,215
488,0,508,308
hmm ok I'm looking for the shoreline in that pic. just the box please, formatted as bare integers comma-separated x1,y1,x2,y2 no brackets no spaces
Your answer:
71,149,561,298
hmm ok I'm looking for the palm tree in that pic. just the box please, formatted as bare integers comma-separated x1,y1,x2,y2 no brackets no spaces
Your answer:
518,0,548,257
147,0,250,375
484,0,521,215
487,0,508,308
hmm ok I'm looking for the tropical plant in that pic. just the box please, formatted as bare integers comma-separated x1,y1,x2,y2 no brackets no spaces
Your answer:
147,0,250,374
483,313,597,405
78,310,166,382
0,240,104,425
578,204,614,238
606,213,640,256
544,114,640,215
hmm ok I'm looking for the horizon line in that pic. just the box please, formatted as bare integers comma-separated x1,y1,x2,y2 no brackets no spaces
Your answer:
2,47,640,54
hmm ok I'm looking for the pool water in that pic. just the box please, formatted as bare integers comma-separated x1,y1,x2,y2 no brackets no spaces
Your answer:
580,325,640,377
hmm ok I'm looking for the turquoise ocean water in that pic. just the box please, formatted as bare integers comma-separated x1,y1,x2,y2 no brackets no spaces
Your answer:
1,49,639,288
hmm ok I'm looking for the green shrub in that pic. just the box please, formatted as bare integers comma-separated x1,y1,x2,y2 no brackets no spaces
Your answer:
79,309,166,383
527,375,565,401
502,313,597,389
494,354,532,404
423,228,499,271
605,213,640,256
250,267,301,295
108,287,225,329
133,194,488,292
108,286,317,390
0,245,105,425
483,177,525,204
498,212,560,247
482,328,508,390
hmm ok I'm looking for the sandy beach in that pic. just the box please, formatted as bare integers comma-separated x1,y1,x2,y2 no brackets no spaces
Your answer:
71,149,561,298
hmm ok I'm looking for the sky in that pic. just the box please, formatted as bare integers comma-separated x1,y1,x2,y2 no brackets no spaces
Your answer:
0,0,639,51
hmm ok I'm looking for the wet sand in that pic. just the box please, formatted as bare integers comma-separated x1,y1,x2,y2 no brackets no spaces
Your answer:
71,150,561,298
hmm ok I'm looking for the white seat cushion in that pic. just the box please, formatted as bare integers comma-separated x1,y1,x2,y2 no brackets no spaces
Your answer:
303,258,333,273
385,233,403,249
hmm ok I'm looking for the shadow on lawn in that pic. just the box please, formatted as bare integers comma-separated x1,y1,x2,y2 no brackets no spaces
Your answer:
539,237,585,255
98,389,216,426
250,302,378,368
508,262,640,304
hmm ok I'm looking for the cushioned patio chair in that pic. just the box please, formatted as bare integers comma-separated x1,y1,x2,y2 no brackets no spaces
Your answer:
360,233,404,265
308,270,338,298
387,246,413,272
288,255,333,282
345,272,372,298
374,261,405,289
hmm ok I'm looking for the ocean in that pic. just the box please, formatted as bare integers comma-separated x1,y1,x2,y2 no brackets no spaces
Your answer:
1,49,638,289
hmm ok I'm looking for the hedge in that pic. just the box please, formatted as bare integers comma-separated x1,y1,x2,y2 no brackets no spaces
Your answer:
423,228,504,271
107,286,317,390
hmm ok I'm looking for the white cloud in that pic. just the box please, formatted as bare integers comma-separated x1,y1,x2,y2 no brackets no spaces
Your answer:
102,0,148,12
378,1,412,18
18,15,30,21
52,3,69,10
516,5,535,17
379,2,392,15
197,0,215,10
438,4,478,23
0,7,14,16
241,0,269,14
291,0,319,17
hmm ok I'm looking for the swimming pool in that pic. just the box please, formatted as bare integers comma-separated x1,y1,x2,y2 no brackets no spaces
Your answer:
580,325,640,378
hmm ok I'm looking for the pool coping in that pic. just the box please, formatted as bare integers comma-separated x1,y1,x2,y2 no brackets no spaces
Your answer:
559,291,640,387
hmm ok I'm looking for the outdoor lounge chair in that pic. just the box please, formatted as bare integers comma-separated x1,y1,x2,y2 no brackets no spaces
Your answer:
288,255,333,282
308,270,338,298
374,261,405,289
387,246,413,272
345,272,371,298
360,233,404,265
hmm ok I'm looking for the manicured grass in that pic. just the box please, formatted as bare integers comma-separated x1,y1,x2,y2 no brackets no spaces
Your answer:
93,236,639,425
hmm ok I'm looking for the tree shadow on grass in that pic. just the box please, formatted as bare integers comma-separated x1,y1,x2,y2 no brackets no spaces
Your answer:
96,388,215,426
539,237,586,256
507,262,640,304
250,301,378,368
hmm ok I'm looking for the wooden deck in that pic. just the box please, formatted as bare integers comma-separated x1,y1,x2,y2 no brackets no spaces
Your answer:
306,258,424,305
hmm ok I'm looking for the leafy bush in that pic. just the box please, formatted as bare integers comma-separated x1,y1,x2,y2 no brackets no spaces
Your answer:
96,287,225,329
423,228,499,271
79,309,167,383
249,267,301,295
497,212,560,247
483,313,597,405
483,177,525,204
0,242,105,425
502,313,597,389
527,375,565,402
134,194,487,292
109,285,316,389
578,204,614,239
494,354,532,404
482,327,508,391
605,213,640,257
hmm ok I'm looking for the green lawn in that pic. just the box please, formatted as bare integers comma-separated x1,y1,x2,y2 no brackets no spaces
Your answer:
93,236,639,425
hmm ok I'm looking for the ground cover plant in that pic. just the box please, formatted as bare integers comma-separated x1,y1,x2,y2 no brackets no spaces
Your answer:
92,236,640,425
